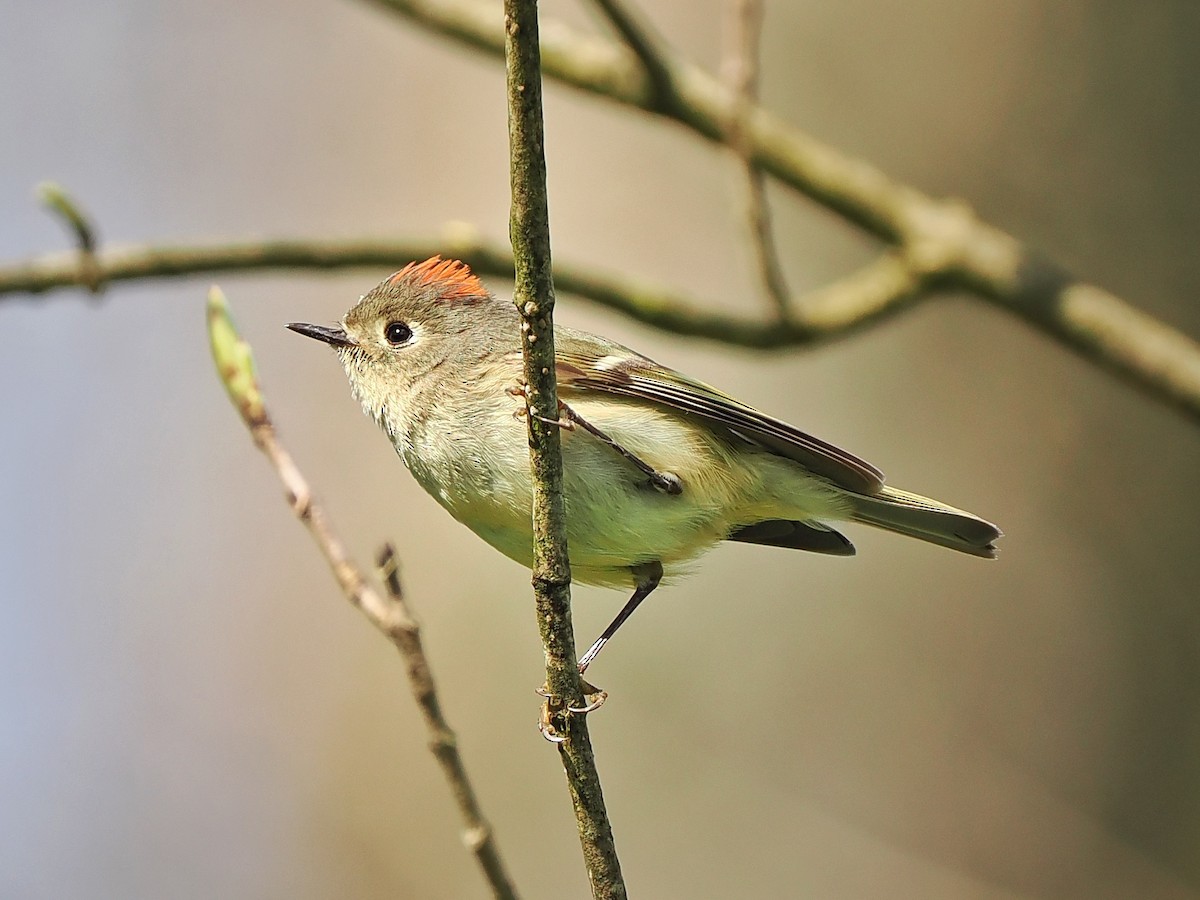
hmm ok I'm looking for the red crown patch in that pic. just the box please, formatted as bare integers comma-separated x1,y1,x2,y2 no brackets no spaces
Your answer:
387,256,487,302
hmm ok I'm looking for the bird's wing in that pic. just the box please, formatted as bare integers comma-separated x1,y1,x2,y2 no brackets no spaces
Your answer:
553,335,885,496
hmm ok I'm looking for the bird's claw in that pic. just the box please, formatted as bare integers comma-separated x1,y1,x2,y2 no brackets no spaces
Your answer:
538,711,566,743
536,678,607,741
569,686,609,714
508,383,574,429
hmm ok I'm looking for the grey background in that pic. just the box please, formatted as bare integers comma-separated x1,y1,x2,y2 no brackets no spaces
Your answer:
2,1,1198,897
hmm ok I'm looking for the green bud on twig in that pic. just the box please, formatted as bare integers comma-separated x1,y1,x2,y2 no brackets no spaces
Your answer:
206,285,267,427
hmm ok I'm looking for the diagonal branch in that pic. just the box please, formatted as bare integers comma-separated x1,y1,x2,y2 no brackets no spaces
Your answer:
374,546,519,899
794,251,924,331
363,0,1200,425
362,0,913,240
206,288,520,900
504,0,626,896
586,0,675,110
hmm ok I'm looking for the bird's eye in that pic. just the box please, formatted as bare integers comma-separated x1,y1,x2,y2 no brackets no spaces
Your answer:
384,321,412,346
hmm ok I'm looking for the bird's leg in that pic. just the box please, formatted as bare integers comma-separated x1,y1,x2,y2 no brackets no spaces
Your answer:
577,561,665,678
535,561,664,738
559,402,683,496
536,676,608,742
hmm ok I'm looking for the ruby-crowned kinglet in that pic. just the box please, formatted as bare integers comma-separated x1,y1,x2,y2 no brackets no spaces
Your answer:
289,257,1000,671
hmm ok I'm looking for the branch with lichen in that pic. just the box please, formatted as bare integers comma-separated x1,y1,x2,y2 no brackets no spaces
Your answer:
504,0,626,897
362,0,1200,424
206,287,520,900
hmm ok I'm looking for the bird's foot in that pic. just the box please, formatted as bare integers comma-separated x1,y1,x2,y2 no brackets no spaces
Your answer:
572,677,609,713
535,678,609,742
507,382,575,430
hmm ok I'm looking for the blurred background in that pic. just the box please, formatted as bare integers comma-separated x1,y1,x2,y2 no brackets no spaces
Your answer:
3,1,1199,897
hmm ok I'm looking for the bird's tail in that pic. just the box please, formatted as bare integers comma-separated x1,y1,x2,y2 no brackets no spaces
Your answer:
846,486,1001,559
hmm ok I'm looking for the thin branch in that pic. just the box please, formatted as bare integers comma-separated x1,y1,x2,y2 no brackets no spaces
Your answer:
205,288,520,900
11,227,1200,425
362,0,1200,424
8,216,1200,424
374,546,518,899
587,0,674,109
0,233,924,345
723,0,790,319
733,144,791,319
1,233,471,296
794,251,925,330
504,1,626,897
362,0,910,240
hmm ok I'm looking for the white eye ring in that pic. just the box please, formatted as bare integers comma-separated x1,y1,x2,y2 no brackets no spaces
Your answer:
385,321,413,346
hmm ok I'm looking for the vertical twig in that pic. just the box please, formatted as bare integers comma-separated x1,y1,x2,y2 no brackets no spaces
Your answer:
723,0,791,318
503,2,627,898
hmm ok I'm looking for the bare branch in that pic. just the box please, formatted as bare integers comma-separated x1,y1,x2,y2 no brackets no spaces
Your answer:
505,0,626,896
10,214,1200,422
735,162,790,317
0,232,913,346
205,288,520,900
794,252,925,330
722,0,790,318
363,0,908,238
1,232,473,295
374,546,519,900
587,0,674,109
362,0,1200,423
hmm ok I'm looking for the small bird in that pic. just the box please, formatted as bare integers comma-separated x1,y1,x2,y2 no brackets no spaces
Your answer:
289,257,1000,674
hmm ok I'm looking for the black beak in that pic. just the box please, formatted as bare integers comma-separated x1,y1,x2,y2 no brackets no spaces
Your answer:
286,322,357,348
